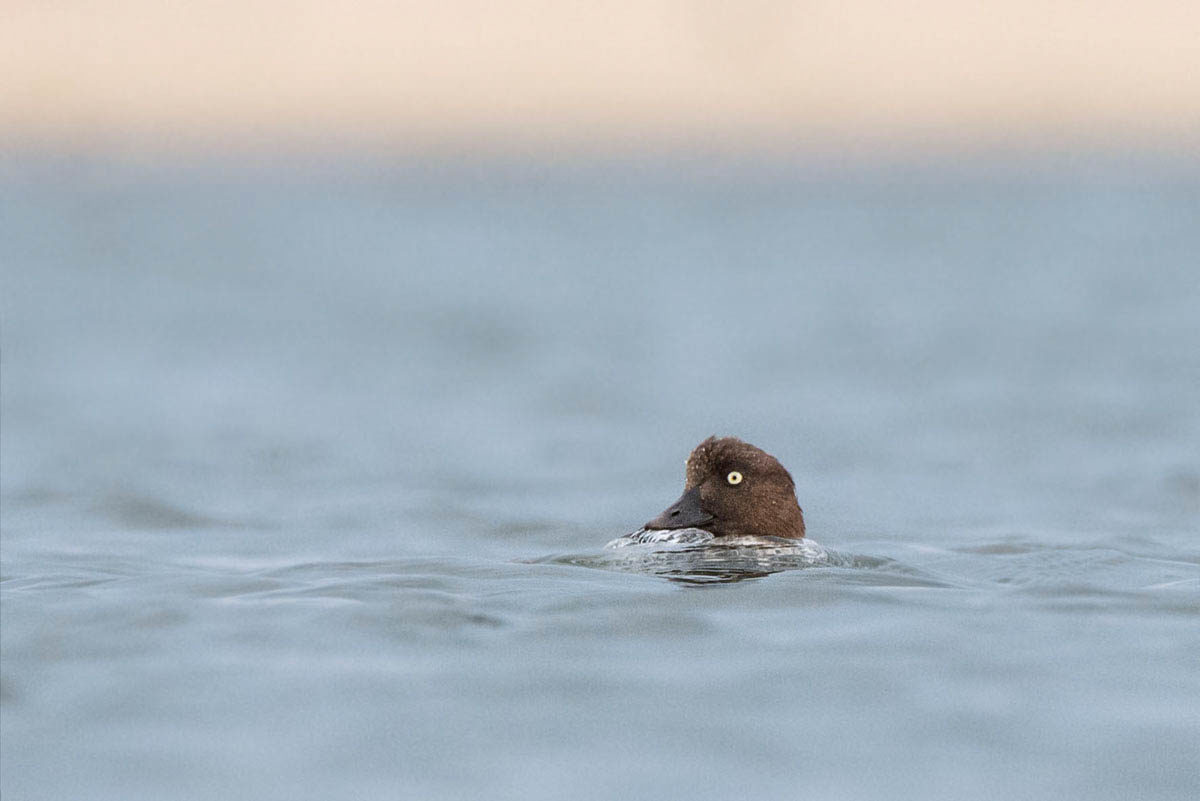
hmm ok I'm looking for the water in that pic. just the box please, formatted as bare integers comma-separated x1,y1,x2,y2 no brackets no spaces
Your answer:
2,152,1199,800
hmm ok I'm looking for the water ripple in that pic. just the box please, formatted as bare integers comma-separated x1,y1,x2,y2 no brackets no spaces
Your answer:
532,530,951,586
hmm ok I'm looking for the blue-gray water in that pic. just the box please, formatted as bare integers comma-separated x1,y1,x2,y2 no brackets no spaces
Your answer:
2,153,1199,800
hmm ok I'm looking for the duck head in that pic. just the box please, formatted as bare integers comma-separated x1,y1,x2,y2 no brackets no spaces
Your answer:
644,436,806,539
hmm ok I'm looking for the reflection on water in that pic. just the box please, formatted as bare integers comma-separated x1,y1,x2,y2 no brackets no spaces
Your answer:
564,528,837,584
537,530,961,585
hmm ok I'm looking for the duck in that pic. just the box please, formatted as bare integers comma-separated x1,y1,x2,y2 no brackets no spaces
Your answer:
642,436,806,540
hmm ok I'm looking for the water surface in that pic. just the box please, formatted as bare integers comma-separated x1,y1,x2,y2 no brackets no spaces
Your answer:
2,153,1198,800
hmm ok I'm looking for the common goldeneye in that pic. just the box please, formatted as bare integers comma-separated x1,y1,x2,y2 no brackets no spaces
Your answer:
642,436,806,540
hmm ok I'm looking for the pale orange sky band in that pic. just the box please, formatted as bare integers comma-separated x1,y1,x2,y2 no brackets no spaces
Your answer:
4,1,1198,152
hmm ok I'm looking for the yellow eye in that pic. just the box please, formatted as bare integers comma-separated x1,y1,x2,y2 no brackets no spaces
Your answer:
726,471,743,485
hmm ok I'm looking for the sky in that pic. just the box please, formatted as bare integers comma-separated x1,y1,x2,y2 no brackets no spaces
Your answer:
3,1,1199,153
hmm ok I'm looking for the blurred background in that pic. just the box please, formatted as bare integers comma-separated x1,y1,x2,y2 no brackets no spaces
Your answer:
4,0,1199,153
3,4,1199,801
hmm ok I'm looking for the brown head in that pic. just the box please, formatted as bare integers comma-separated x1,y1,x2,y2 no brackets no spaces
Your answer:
644,436,806,539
